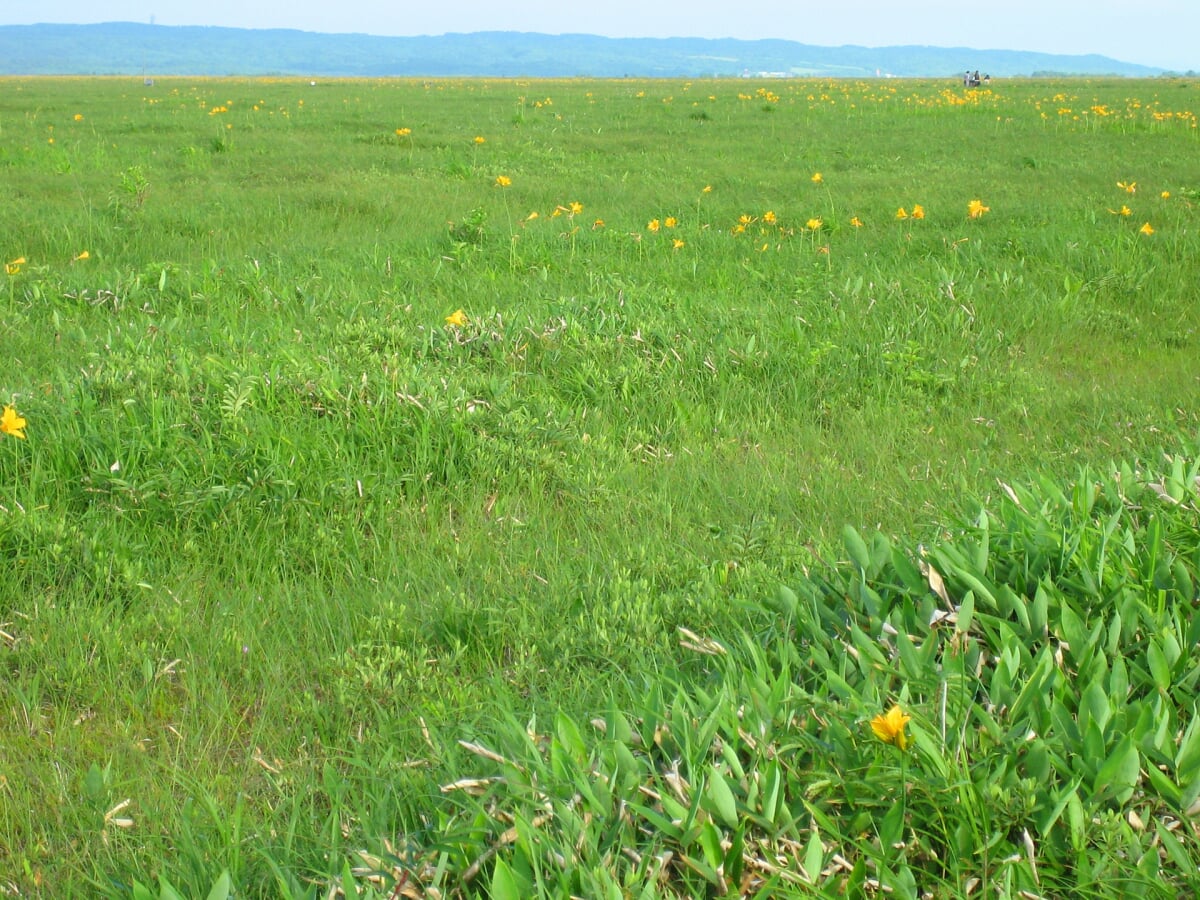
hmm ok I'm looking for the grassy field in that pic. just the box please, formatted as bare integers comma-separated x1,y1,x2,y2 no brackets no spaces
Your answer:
2,74,1200,897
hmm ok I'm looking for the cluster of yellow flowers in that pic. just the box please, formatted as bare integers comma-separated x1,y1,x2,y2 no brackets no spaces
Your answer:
724,200,989,238
636,214,684,247
1035,93,1196,130
514,201,589,231
1111,180,1161,236
1150,110,1198,127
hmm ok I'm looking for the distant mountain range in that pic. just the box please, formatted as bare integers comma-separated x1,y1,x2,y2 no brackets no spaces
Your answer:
0,23,1172,79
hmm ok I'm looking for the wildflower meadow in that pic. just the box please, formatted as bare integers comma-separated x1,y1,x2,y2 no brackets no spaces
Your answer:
2,74,1200,897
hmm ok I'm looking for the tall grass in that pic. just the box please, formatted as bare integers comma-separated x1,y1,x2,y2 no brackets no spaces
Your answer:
1,74,1199,895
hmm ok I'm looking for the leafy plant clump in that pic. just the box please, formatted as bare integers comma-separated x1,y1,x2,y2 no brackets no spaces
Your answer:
333,451,1200,899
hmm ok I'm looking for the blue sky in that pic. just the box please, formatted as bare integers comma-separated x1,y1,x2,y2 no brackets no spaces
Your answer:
5,1,1197,71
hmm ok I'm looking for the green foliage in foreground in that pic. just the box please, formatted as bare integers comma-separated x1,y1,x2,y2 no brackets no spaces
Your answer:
1,75,1200,895
121,454,1200,898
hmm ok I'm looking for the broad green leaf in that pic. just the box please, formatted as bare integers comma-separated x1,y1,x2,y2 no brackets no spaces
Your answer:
843,524,870,573
1029,583,1049,639
773,584,798,618
1144,762,1182,806
1137,835,1162,882
1161,629,1182,668
823,669,858,702
1156,820,1192,872
972,508,990,573
879,797,905,851
1008,650,1055,731
956,590,975,635
953,569,996,611
890,547,927,593
848,622,888,668
490,858,521,900
340,861,357,900
678,852,720,886
887,862,918,900
611,740,640,790
1058,604,1088,662
628,802,683,840
1066,791,1086,853
1108,658,1129,713
1092,735,1140,805
706,767,739,829
760,762,783,825
698,820,723,870
605,699,633,744
719,741,746,782
1001,584,1030,632
851,580,883,619
1072,474,1097,518
660,792,688,824
1025,742,1051,782
84,762,105,801
724,824,746,886
1142,516,1165,581
555,711,587,763
870,532,892,577
909,726,949,778
205,871,232,900
803,828,824,883
1173,559,1194,600
1148,640,1172,693
1187,605,1200,650
1175,709,1200,776
1081,680,1111,734
895,629,924,681
1105,611,1123,657
1082,721,1107,772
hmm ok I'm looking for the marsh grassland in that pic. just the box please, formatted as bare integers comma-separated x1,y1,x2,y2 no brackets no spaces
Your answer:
3,75,1200,897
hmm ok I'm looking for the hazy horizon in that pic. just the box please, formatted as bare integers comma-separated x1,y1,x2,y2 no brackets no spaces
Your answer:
3,1,1197,72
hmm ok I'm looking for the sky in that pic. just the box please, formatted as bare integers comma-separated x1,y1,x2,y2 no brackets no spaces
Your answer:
5,1,1197,72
